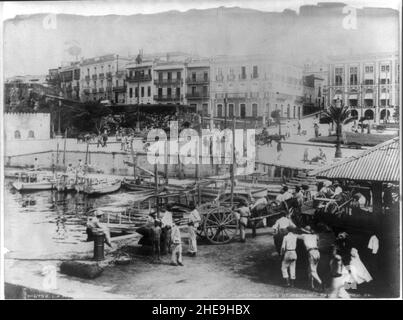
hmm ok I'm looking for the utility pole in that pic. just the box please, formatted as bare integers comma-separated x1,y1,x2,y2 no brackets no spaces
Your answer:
136,50,142,132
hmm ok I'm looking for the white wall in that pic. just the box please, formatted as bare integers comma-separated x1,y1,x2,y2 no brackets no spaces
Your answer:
4,113,50,141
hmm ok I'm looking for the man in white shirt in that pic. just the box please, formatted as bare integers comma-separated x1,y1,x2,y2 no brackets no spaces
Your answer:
367,232,379,279
281,227,298,287
272,212,296,254
171,221,183,266
333,181,343,198
299,225,322,290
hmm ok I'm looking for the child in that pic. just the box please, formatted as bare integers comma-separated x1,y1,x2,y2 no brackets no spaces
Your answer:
151,219,162,262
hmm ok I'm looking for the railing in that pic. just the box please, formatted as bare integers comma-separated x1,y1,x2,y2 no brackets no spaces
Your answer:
92,75,97,80
227,93,248,99
126,74,152,82
85,76,90,81
186,77,209,84
98,88,105,93
99,73,105,80
154,95,183,101
106,72,112,79
186,92,209,99
154,79,183,86
83,89,90,94
92,88,97,94
113,86,127,92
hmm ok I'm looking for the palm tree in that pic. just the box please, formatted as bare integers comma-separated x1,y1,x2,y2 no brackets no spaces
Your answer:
321,100,355,158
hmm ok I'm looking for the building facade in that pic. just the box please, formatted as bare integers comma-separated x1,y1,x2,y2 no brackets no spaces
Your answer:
327,52,400,123
185,60,211,116
210,55,304,124
126,59,154,105
4,113,50,140
58,62,81,101
79,54,129,103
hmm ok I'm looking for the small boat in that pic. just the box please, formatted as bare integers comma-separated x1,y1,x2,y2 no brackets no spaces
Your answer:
12,172,55,191
82,178,122,195
55,173,76,192
122,176,165,192
199,179,267,200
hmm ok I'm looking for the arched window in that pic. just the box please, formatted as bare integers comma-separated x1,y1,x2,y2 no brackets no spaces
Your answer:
28,130,35,138
14,130,21,139
364,109,374,120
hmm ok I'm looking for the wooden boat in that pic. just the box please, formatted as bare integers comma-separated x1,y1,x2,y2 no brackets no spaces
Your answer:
122,175,166,192
82,178,122,195
12,171,55,191
55,173,76,192
199,179,267,200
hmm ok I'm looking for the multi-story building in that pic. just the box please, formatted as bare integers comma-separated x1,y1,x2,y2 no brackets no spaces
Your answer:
58,62,81,101
79,54,129,103
327,52,400,123
185,60,211,116
153,61,187,106
126,59,154,105
210,54,304,124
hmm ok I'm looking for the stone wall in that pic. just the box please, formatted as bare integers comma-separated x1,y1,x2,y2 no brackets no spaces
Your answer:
4,113,51,140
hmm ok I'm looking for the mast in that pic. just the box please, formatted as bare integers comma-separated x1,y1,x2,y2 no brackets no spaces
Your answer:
230,114,235,206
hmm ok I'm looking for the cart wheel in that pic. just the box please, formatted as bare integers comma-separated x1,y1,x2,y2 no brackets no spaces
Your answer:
203,206,238,244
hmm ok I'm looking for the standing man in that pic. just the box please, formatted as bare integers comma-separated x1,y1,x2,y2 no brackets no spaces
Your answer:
272,212,296,255
151,219,162,262
314,123,319,138
234,201,251,243
161,206,173,255
300,225,323,290
170,220,184,266
276,141,283,161
281,227,298,287
33,157,39,171
187,205,201,257
297,121,302,136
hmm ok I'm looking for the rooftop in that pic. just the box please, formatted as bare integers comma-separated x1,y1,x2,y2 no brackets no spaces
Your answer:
310,137,400,182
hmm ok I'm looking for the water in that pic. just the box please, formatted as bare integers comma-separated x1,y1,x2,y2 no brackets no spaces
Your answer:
4,179,143,258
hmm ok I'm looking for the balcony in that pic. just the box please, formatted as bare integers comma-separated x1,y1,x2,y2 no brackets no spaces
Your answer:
92,75,97,80
126,74,152,82
186,92,209,99
154,78,183,86
227,93,248,99
186,77,209,85
154,94,183,102
113,86,127,93
85,75,90,81
73,86,79,92
92,88,97,94
66,86,73,92
99,73,105,80
83,89,90,94
106,72,112,79
216,75,224,82
249,92,259,99
98,88,105,93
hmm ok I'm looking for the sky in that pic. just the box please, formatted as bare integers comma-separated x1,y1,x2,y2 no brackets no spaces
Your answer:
2,0,401,20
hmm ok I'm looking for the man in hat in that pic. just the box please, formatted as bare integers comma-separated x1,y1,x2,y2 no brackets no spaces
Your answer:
234,201,251,243
187,204,201,257
170,220,183,266
86,209,112,247
299,225,323,290
280,226,298,287
272,212,296,255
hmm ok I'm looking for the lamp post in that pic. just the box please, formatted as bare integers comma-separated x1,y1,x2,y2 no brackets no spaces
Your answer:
335,98,342,158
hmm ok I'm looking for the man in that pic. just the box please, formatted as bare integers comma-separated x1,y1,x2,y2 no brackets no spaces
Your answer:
86,209,112,247
161,206,174,255
367,232,379,280
280,186,293,202
187,205,201,257
234,201,250,243
77,159,84,174
151,219,162,262
170,220,183,266
314,123,319,138
294,186,304,208
299,225,322,290
66,163,74,173
333,181,343,197
297,121,302,136
281,227,298,287
250,196,269,236
272,212,296,254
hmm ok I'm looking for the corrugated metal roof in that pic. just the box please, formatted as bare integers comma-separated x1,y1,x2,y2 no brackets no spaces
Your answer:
310,137,400,182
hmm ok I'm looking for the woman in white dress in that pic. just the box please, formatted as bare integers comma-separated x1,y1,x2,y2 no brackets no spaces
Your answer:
348,248,373,285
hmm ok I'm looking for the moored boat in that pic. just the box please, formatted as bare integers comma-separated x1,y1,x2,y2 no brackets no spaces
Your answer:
12,172,55,191
82,178,122,195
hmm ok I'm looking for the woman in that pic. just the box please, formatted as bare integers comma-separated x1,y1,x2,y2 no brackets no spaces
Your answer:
348,248,373,285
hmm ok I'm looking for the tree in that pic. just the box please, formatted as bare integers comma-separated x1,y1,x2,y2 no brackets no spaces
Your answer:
321,104,355,158
271,109,282,135
69,101,112,134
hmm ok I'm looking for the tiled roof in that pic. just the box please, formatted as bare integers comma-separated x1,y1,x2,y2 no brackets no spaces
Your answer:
310,137,400,182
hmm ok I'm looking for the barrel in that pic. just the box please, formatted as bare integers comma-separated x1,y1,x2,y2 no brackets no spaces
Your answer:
93,231,105,261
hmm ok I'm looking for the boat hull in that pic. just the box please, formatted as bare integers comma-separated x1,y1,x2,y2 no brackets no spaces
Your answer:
83,181,122,195
12,181,54,191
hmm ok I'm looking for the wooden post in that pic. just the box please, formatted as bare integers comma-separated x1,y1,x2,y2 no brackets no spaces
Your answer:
154,163,159,218
130,140,137,179
372,181,383,217
62,129,67,166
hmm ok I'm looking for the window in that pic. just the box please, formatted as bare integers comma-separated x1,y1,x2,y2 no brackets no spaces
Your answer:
14,130,21,139
202,104,208,116
192,87,196,95
229,104,234,117
28,130,35,138
241,66,246,79
350,67,358,85
177,72,181,80
140,87,144,97
100,80,103,87
158,88,163,96
240,104,246,118
135,87,138,98
364,79,374,85
252,104,258,117
176,87,180,97
192,72,196,81
129,88,133,98
335,67,343,85
202,86,208,96
147,86,151,97
159,72,163,81
217,104,223,117
148,69,151,77
380,79,390,84
365,66,374,73
204,72,208,81
167,88,172,96
167,72,172,81
116,80,119,86
252,66,258,78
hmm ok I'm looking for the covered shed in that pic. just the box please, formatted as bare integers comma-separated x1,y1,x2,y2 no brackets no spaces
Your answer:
310,137,400,215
